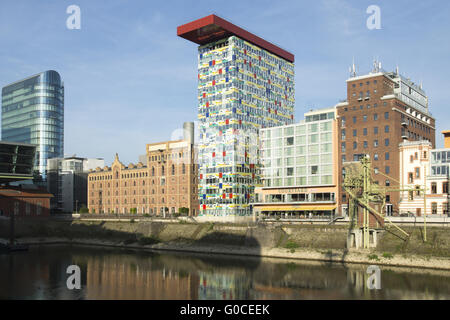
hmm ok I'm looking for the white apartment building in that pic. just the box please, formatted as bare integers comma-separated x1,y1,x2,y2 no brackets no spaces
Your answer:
253,107,339,219
399,137,449,216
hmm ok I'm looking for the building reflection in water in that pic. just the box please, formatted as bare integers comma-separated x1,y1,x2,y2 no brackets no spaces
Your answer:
1,245,450,300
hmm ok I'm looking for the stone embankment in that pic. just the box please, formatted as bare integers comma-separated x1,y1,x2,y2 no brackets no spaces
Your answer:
1,218,449,270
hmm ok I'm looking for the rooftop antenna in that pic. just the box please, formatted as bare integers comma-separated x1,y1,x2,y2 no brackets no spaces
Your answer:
373,58,381,73
349,57,357,77
395,65,399,75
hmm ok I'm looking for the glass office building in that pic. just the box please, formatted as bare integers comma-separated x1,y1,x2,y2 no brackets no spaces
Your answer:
1,70,64,179
260,108,336,188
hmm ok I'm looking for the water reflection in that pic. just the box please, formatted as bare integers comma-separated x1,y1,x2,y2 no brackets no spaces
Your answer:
0,245,449,300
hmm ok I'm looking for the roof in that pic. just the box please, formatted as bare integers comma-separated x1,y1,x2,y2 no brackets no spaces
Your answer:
177,14,294,63
0,186,53,198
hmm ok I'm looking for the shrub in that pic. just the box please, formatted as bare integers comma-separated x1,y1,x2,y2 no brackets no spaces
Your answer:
284,241,299,250
368,254,379,261
179,207,189,215
382,252,393,259
79,206,89,214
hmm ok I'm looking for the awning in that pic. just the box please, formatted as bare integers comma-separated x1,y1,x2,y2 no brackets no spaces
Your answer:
259,205,337,212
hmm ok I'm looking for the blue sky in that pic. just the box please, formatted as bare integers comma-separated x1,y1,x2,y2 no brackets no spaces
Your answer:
1,0,449,165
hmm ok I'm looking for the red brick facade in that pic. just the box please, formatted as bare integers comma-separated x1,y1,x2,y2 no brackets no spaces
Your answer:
0,186,52,217
337,73,435,216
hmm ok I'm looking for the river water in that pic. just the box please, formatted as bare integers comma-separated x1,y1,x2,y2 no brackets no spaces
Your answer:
0,245,449,300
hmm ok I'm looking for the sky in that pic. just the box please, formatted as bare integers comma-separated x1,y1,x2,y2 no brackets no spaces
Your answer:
1,0,449,165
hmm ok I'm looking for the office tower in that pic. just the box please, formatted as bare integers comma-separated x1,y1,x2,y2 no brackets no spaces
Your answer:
1,70,64,179
88,122,198,215
47,157,105,213
254,107,339,218
178,15,295,221
337,62,435,216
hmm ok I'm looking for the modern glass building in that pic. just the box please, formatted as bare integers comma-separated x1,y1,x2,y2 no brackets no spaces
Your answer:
1,70,64,179
253,107,339,219
178,15,295,220
260,108,336,188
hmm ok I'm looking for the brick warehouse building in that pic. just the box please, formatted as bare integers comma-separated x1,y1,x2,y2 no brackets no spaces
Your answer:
337,63,435,216
88,124,198,216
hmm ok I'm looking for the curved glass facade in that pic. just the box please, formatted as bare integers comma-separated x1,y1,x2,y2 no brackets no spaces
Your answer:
1,70,64,179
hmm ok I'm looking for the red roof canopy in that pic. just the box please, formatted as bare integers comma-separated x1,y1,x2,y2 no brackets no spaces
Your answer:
177,14,294,63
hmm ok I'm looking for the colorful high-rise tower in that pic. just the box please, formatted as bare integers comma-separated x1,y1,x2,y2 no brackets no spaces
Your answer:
178,15,295,221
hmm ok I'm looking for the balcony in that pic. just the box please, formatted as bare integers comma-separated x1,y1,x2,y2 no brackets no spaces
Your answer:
401,121,408,127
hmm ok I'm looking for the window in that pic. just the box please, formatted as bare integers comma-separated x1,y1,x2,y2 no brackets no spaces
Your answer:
385,139,390,146
341,129,346,140
363,128,367,136
443,182,449,194
385,152,390,160
432,202,437,214
385,166,390,174
286,137,294,146
374,127,378,134
352,116,356,124
341,116,346,127
385,180,390,186
353,142,357,149
408,173,413,183
385,125,389,133
374,113,378,121
431,182,437,194
415,167,420,178
341,142,346,152
311,166,318,175
444,203,449,215
363,115,368,122
363,141,368,148
353,129,357,137
416,186,421,196
408,191,414,201
384,112,389,120
374,140,379,147
374,153,379,160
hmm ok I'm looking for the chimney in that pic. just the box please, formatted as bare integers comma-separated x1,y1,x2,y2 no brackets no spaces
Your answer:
443,130,450,148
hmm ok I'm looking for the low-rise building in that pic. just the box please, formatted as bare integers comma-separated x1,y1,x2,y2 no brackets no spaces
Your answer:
398,131,450,216
88,124,198,216
253,107,340,219
46,157,105,213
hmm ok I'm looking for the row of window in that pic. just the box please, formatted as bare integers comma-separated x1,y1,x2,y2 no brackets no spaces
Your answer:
351,80,378,88
341,139,390,152
341,112,389,126
342,152,390,162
